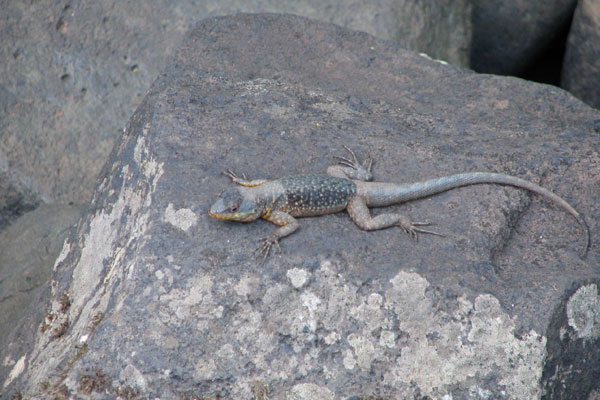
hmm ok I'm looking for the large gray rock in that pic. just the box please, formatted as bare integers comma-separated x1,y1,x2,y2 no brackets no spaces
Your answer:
0,148,40,230
197,0,472,67
5,14,599,399
0,0,470,207
0,204,82,390
471,0,577,75
392,0,471,67
561,0,600,109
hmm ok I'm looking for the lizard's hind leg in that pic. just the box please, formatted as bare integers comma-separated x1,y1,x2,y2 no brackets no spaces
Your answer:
346,197,443,239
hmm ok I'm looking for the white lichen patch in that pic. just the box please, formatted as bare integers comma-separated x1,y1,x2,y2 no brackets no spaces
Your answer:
383,271,546,399
164,203,197,231
324,331,340,345
134,129,164,183
232,304,264,344
286,383,336,400
71,133,164,319
235,268,505,396
350,291,392,335
566,284,600,340
53,239,71,272
217,343,235,359
120,363,148,392
71,188,133,311
299,291,321,333
134,134,146,165
134,122,151,165
160,273,222,322
71,184,143,314
192,256,548,399
343,349,356,370
347,334,376,370
234,274,261,297
2,355,26,389
20,131,165,395
379,330,395,348
287,267,309,289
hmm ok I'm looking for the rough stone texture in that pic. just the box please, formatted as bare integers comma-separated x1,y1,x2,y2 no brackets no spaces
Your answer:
4,13,600,399
0,148,40,230
471,0,577,75
561,0,600,110
0,204,82,388
382,0,471,67
193,0,472,67
0,0,187,205
0,0,470,207
542,283,600,399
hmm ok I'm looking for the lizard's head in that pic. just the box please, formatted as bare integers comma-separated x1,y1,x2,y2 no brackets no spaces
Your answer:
208,188,262,222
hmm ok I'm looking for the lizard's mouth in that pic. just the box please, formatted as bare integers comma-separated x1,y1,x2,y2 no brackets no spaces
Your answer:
209,209,255,222
208,198,230,219
208,210,230,220
209,206,242,221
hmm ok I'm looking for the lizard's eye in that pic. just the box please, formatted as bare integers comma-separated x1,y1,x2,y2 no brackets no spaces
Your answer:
229,205,238,212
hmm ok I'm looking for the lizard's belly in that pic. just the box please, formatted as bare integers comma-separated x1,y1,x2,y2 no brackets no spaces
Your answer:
278,174,356,217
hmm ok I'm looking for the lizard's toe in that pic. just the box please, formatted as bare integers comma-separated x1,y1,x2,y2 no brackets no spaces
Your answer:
255,235,281,259
397,217,445,240
409,221,445,238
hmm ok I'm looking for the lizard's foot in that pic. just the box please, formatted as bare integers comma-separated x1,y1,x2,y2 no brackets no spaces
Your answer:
397,216,444,240
224,169,248,184
255,234,281,259
223,169,267,187
333,145,373,181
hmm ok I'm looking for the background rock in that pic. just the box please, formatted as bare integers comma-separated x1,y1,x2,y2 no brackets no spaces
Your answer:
471,0,576,77
561,0,600,109
0,0,471,208
1,0,599,397
0,0,184,205
0,148,40,230
5,13,599,399
1,0,595,214
0,204,82,389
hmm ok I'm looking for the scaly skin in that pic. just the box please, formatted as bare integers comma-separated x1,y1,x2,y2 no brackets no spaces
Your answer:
209,147,590,258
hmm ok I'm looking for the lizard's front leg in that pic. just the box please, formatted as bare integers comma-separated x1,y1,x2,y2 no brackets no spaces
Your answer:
224,169,268,187
256,210,300,259
346,196,442,239
327,146,373,181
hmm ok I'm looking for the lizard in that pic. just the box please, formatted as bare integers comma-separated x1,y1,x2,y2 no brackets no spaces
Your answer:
208,147,590,259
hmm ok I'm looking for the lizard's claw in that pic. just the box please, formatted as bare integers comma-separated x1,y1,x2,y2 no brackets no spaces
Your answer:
224,169,238,180
366,157,373,173
333,146,373,180
334,145,362,170
255,234,281,260
224,169,248,184
343,145,360,163
397,217,444,240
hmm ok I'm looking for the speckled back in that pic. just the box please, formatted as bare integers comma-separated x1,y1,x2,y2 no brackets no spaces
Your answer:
277,174,357,217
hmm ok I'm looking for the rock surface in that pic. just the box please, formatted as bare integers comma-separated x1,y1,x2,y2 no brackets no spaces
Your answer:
4,13,600,399
0,204,82,389
471,0,576,75
0,148,40,230
561,0,600,109
0,0,470,207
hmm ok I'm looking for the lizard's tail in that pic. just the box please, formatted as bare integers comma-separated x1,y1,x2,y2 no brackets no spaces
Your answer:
364,172,590,257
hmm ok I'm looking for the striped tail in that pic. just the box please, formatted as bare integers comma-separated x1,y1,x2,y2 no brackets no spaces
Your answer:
363,172,589,257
